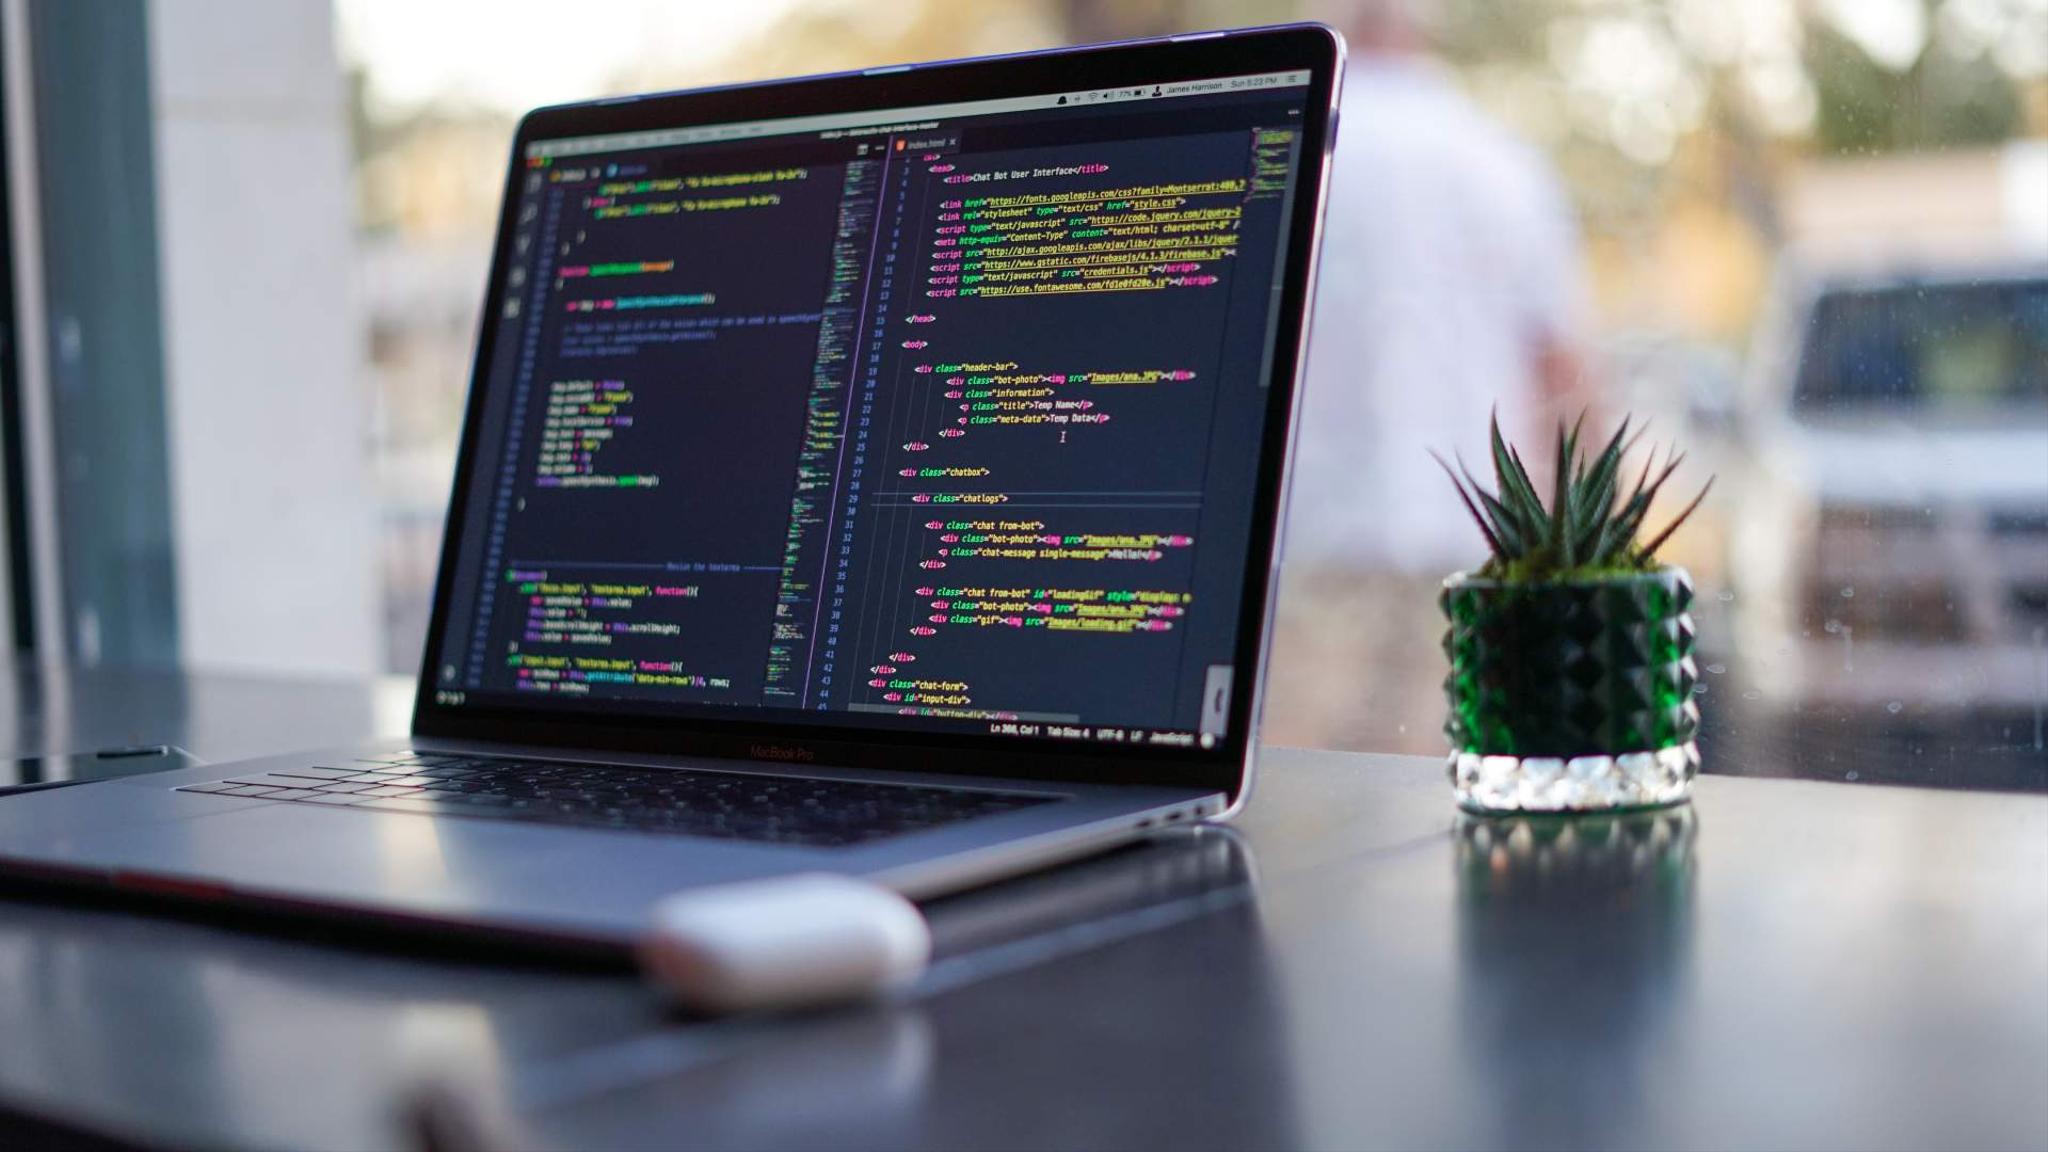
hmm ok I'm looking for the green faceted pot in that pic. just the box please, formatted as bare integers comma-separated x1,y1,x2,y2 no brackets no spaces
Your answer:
1440,566,1700,813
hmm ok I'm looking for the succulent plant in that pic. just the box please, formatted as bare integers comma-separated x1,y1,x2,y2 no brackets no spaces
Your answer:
1435,412,1711,582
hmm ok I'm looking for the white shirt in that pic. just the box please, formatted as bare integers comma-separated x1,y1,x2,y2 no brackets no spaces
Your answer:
1285,57,1585,572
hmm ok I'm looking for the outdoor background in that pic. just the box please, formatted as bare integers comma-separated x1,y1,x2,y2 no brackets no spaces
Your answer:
319,0,2047,786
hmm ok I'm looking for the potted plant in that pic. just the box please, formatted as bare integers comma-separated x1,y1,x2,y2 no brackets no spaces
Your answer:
1436,415,1712,813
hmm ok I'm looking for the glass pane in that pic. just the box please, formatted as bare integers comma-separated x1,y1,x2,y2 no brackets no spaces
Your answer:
20,1,179,665
307,0,2048,789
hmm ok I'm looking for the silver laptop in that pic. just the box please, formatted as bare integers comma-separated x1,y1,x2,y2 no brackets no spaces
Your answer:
0,25,1343,950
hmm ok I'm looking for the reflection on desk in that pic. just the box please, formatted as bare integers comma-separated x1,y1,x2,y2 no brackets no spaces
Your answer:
516,827,1280,1151
1456,809,1695,1151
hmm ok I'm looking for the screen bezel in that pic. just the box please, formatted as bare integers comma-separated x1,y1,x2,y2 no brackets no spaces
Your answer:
411,23,1344,804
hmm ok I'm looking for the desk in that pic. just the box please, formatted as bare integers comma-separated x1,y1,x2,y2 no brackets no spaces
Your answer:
0,666,2043,1150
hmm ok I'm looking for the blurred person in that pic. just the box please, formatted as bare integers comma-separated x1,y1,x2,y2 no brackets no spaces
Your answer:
1265,0,1593,753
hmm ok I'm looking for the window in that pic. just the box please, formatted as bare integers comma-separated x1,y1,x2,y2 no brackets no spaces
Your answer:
8,0,2042,792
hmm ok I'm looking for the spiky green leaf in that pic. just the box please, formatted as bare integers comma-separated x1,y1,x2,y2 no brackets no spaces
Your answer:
1437,411,1713,578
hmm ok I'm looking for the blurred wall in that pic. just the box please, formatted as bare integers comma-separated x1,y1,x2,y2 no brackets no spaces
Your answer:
149,0,378,675
1783,141,2048,271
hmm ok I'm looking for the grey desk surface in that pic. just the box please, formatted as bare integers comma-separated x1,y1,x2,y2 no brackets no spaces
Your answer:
0,665,2043,1151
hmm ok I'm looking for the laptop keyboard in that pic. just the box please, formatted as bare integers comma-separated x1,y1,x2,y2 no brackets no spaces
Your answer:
175,752,1055,848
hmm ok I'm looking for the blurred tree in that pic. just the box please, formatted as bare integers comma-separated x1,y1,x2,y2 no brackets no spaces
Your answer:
1056,0,1295,41
1807,13,2024,153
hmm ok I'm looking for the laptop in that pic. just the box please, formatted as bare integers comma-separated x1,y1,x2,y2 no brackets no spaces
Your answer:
0,24,1343,950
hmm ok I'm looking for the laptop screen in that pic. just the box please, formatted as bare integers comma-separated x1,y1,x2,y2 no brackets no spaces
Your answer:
429,66,1321,756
